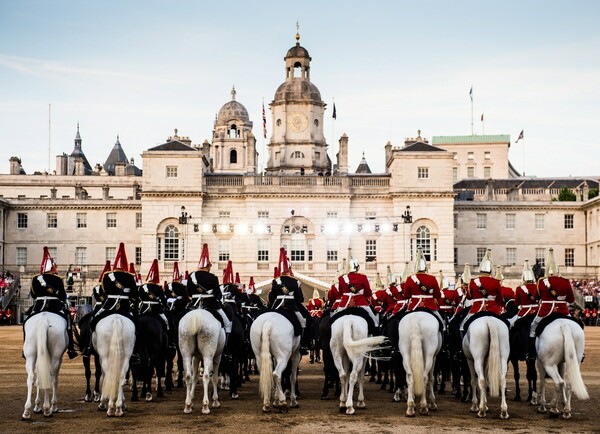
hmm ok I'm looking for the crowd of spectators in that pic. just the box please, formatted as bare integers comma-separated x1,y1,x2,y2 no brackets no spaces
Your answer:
572,278,600,326
0,271,16,325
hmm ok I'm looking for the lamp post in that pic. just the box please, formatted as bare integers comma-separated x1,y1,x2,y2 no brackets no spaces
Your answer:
401,206,412,262
179,206,192,268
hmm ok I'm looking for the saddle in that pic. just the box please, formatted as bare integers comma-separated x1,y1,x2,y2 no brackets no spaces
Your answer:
535,313,583,337
200,307,225,328
90,310,137,332
463,311,510,334
510,314,534,338
330,307,376,336
266,308,302,336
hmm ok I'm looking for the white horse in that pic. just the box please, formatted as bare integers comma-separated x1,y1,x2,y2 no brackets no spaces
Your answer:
250,312,301,413
397,312,442,417
93,314,136,417
178,308,225,415
536,319,588,418
22,312,68,420
462,316,510,419
330,315,387,415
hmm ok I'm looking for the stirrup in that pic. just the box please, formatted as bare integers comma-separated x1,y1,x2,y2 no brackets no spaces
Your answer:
67,349,78,359
300,346,309,356
130,353,141,365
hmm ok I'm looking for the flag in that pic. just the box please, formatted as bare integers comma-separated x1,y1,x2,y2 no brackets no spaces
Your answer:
469,86,473,101
515,129,524,143
332,103,337,120
481,113,484,122
262,101,267,139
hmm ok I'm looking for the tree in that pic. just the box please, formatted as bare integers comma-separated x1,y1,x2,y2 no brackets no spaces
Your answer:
589,188,599,200
557,187,576,201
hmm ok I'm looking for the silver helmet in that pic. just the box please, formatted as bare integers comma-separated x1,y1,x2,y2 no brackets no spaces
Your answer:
438,270,449,290
545,248,560,277
521,259,535,283
401,261,412,283
375,272,384,290
479,249,494,274
462,263,472,283
349,257,360,273
414,248,428,273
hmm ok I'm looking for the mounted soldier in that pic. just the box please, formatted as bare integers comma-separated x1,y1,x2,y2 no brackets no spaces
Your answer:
138,259,170,337
187,243,232,341
403,248,444,330
496,266,517,317
245,276,266,312
24,246,77,359
268,247,311,355
513,260,540,359
165,261,190,314
529,248,576,358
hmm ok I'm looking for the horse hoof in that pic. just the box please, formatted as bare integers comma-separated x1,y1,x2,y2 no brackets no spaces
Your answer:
290,402,299,409
21,414,31,421
346,407,355,415
97,403,107,411
262,406,271,413
356,401,366,409
231,393,239,400
500,411,510,420
184,405,193,414
339,406,346,413
145,394,153,402
477,411,487,418
43,410,53,418
33,407,42,414
429,403,438,411
212,400,221,408
279,404,289,414
115,408,123,417
513,395,521,402
562,412,572,420
202,406,210,415
419,408,429,416
549,411,560,419
85,394,92,402
405,411,415,418
320,394,329,400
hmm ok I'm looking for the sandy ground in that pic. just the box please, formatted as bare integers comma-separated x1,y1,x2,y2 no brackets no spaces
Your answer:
1,324,599,434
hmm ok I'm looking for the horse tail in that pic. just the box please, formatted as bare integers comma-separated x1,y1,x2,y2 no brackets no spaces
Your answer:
487,320,501,397
258,320,273,401
103,317,123,402
409,318,425,398
35,316,52,390
343,318,386,359
562,324,589,400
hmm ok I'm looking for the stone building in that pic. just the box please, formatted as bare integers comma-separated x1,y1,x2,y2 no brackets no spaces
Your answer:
0,33,599,318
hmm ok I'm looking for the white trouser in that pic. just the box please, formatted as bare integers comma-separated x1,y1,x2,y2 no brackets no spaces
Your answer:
459,312,472,332
295,311,307,329
361,305,379,328
218,308,232,334
159,313,169,331
430,310,446,332
529,315,541,338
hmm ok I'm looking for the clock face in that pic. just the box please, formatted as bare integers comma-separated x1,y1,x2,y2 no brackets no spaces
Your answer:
288,114,308,132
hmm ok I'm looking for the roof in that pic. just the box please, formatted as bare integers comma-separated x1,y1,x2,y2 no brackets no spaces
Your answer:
454,178,599,190
104,138,128,175
355,155,372,174
399,141,446,152
432,134,511,145
148,140,196,151
286,43,311,59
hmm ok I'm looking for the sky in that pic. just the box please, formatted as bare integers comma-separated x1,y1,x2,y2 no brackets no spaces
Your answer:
1,0,599,177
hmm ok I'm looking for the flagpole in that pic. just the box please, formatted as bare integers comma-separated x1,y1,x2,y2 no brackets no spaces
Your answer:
470,89,474,135
332,97,335,173
482,114,485,135
522,138,525,177
48,103,51,173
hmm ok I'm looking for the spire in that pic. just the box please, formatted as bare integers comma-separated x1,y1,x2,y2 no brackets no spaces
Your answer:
296,20,300,44
355,152,372,174
231,86,236,101
74,123,82,148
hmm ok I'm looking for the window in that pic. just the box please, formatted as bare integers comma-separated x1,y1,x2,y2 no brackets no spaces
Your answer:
467,167,475,178
77,213,87,228
135,247,142,265
106,247,116,262
291,151,304,158
276,119,282,126
17,213,27,229
75,247,87,265
506,248,517,266
307,239,313,262
47,212,57,229
365,239,377,262
454,213,458,229
326,211,338,219
136,212,142,229
565,248,575,267
454,247,458,266
468,152,474,161
166,166,178,178
257,239,269,262
535,213,545,230
453,167,458,182
156,237,161,260
230,149,238,164
476,213,487,229
505,213,515,230
290,238,305,261
219,210,231,219
365,211,376,220
415,226,432,261
16,247,27,265
218,239,230,262
484,167,491,178
47,247,57,263
164,225,180,261
535,248,546,267
418,167,429,179
106,213,117,228
484,151,491,160
476,247,486,264
257,211,269,219
327,239,338,262
564,214,574,229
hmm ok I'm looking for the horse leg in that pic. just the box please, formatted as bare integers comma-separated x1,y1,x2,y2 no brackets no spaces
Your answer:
34,384,43,414
338,359,349,412
536,359,547,413
289,352,301,408
272,358,287,409
562,378,572,419
511,356,521,401
114,354,129,417
202,357,213,414
93,355,102,402
344,357,361,415
211,354,221,409
404,361,416,417
467,359,479,413
355,361,366,409
500,363,509,420
476,362,488,418
84,356,93,402
165,353,174,391
427,366,437,411
527,358,538,405
22,358,35,420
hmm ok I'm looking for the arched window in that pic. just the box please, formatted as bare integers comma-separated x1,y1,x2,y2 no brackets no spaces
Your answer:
291,151,304,158
230,149,238,164
415,226,431,261
164,225,179,261
228,124,238,138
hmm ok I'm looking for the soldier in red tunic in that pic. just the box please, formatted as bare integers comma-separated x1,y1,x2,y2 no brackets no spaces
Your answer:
438,271,460,319
336,256,379,328
371,272,393,315
460,249,504,332
308,289,324,319
530,248,575,342
403,249,444,329
514,260,540,319
388,263,410,316
496,266,516,317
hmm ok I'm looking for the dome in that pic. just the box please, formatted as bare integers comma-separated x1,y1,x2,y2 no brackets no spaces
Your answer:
274,80,321,103
216,87,250,126
286,43,311,60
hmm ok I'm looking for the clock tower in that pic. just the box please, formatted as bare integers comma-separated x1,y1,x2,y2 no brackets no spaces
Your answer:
267,31,329,174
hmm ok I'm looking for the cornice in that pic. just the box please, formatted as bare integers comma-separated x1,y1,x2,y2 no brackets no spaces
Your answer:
455,202,584,211
11,203,141,211
141,191,204,198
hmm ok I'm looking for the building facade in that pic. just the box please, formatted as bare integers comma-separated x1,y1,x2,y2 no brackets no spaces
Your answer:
1,35,599,317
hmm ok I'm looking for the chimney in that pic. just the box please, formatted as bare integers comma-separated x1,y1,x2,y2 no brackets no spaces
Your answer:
102,184,110,199
56,153,68,175
51,187,57,199
114,161,126,176
338,133,349,174
74,157,85,176
9,156,21,175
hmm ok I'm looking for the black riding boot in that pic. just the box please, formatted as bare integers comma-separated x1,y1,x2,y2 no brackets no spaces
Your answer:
527,336,536,361
67,327,78,359
300,328,310,356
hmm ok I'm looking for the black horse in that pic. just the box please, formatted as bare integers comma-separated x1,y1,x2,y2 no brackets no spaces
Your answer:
165,307,188,390
308,315,322,364
508,315,538,403
74,312,102,402
220,302,246,399
131,314,168,402
447,309,471,401
318,310,340,400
